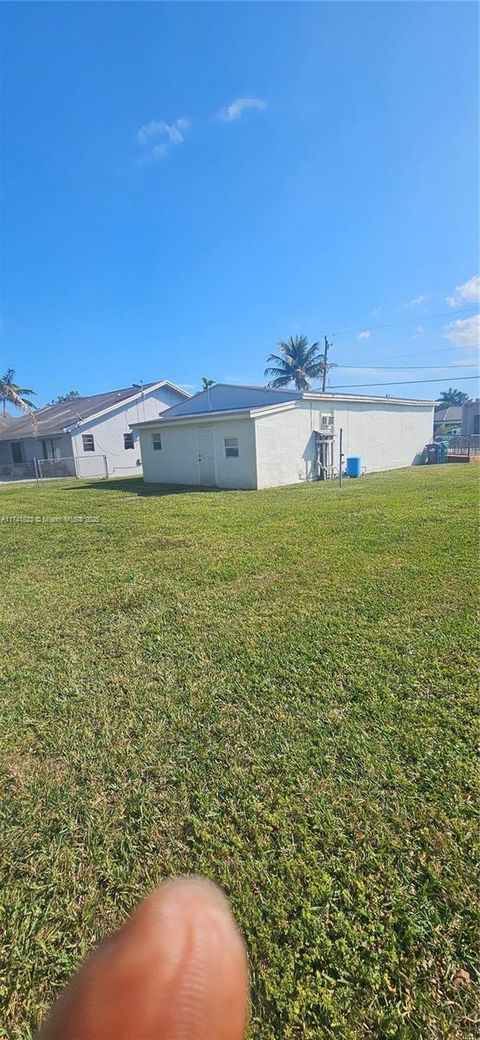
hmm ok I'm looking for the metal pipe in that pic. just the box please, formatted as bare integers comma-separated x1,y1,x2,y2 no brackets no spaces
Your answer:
339,428,343,487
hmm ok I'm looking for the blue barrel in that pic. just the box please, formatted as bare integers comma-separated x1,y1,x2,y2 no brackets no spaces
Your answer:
346,456,362,478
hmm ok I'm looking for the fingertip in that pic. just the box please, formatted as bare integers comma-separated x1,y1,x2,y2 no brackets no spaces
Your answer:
38,876,249,1040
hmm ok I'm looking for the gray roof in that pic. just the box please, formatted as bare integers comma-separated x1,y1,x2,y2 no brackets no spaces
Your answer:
0,383,160,440
434,406,462,424
132,382,435,431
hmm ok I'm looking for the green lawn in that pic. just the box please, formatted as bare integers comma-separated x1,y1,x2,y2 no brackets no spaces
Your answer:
1,466,478,1038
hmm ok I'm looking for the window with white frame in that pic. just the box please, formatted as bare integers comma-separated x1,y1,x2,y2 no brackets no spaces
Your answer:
224,436,239,458
124,432,134,450
321,414,334,429
82,434,95,452
152,433,162,451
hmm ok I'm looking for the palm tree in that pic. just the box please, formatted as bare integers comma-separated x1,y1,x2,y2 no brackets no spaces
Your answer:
265,335,335,392
0,368,37,417
202,378,215,390
437,389,470,406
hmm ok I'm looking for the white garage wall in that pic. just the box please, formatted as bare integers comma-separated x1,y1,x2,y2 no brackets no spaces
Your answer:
139,417,257,488
331,400,433,473
140,423,201,485
210,418,257,489
255,400,433,489
255,403,328,489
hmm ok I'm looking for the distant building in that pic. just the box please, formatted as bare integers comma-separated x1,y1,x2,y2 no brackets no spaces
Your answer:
0,381,189,480
461,398,480,438
433,405,462,434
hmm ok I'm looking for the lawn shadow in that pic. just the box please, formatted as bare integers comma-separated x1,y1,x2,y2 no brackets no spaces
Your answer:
63,477,225,498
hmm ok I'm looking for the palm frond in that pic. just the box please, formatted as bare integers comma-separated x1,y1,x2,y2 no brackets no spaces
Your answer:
264,366,291,381
265,353,287,367
302,343,321,364
0,384,38,432
266,375,296,389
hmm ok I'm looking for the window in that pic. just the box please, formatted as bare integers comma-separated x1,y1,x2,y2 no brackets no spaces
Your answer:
152,433,162,451
42,438,60,460
124,432,134,450
321,414,334,429
11,441,25,464
224,437,239,458
82,434,95,452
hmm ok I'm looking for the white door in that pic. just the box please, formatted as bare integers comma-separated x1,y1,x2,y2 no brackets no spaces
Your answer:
197,426,215,485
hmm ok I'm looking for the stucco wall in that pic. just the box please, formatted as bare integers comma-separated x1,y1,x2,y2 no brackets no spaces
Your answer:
255,400,433,489
331,400,433,473
70,385,185,478
0,432,72,465
139,417,257,489
255,403,331,488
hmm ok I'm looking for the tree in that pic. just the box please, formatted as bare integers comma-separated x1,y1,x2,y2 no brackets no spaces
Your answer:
202,378,215,390
50,390,81,405
264,335,335,392
437,389,470,406
0,368,37,417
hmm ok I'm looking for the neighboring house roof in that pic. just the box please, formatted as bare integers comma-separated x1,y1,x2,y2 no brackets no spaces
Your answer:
131,383,435,431
433,406,462,425
0,381,190,441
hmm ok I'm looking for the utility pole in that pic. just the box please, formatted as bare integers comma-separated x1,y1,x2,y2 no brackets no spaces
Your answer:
322,336,331,392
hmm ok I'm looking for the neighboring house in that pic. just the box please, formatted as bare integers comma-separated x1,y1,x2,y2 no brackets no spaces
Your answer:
433,405,462,435
461,398,480,438
131,383,434,490
0,381,190,479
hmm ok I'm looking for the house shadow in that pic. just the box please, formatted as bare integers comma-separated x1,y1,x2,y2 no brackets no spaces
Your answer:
63,477,226,498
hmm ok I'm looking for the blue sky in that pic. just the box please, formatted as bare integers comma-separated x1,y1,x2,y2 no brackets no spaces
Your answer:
1,1,479,406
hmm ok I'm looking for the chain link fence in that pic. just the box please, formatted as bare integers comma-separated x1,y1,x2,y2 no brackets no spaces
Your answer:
0,455,109,484
0,461,37,482
37,455,108,481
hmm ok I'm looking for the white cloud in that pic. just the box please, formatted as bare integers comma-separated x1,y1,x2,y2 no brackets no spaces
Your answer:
405,294,429,308
358,330,371,340
443,313,480,348
446,274,480,308
216,97,267,122
372,307,382,317
137,117,190,160
410,325,425,340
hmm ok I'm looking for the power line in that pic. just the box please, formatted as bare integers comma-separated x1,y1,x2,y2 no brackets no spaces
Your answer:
363,344,479,364
337,363,478,371
327,304,478,338
329,375,479,390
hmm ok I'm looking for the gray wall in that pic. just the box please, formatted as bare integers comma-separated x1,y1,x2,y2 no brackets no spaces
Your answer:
462,399,480,437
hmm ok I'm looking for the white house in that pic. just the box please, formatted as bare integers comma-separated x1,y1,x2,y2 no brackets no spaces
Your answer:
131,383,434,490
0,380,190,480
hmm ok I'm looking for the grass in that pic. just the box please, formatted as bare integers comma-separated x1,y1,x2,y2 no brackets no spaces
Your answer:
0,465,478,1039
